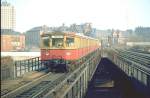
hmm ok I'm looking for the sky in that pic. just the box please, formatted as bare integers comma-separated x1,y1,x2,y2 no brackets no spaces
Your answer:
5,0,150,32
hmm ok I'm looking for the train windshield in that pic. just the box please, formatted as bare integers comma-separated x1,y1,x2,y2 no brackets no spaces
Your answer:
52,35,64,47
42,36,50,47
66,37,74,47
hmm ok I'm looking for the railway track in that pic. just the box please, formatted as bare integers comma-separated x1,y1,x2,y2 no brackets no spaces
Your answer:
113,48,150,73
1,69,65,98
115,49,150,65
1,80,30,96
13,60,89,98
14,73,66,98
128,47,150,54
1,69,49,97
119,50,149,65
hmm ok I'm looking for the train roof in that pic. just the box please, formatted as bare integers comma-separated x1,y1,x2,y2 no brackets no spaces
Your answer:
41,32,98,41
75,33,98,41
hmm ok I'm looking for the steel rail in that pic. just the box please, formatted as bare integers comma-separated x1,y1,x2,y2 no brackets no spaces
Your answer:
14,73,65,98
111,48,150,74
1,72,53,98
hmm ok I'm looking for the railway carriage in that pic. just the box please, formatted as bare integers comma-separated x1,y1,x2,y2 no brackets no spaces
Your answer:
40,32,100,72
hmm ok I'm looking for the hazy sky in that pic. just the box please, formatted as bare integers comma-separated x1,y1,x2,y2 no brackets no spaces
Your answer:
6,0,150,32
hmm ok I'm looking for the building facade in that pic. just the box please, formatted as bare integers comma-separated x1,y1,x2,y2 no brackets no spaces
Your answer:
1,35,25,51
25,26,48,51
69,23,92,36
1,1,15,31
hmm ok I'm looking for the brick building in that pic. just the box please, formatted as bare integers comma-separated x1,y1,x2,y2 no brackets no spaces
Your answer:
1,35,25,51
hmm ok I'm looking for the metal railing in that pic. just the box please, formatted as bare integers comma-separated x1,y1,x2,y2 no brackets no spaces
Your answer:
1,67,13,80
14,57,45,78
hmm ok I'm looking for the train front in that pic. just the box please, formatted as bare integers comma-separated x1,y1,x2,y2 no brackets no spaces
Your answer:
40,32,75,72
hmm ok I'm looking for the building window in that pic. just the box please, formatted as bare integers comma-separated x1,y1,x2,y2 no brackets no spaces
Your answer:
12,36,20,42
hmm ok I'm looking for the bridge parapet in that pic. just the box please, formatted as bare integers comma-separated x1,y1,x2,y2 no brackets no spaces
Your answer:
106,48,150,92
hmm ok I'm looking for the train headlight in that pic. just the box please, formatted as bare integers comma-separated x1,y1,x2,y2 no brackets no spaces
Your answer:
46,52,49,55
66,52,71,56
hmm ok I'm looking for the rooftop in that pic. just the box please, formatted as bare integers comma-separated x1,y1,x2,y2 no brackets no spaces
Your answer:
1,1,11,6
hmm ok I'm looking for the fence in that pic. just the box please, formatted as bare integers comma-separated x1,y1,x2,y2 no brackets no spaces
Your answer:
14,57,45,78
1,57,45,80
1,56,14,80
1,67,14,80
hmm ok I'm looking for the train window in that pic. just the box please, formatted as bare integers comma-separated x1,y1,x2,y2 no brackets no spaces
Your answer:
66,37,74,47
42,36,49,47
52,38,64,47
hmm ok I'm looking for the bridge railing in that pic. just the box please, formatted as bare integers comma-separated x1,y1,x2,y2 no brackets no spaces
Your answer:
1,67,13,80
107,48,150,88
14,57,45,78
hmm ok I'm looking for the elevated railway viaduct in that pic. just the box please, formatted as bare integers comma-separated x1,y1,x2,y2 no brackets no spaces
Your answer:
1,48,150,98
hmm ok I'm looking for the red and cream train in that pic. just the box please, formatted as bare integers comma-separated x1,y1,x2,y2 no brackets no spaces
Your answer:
40,32,100,72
